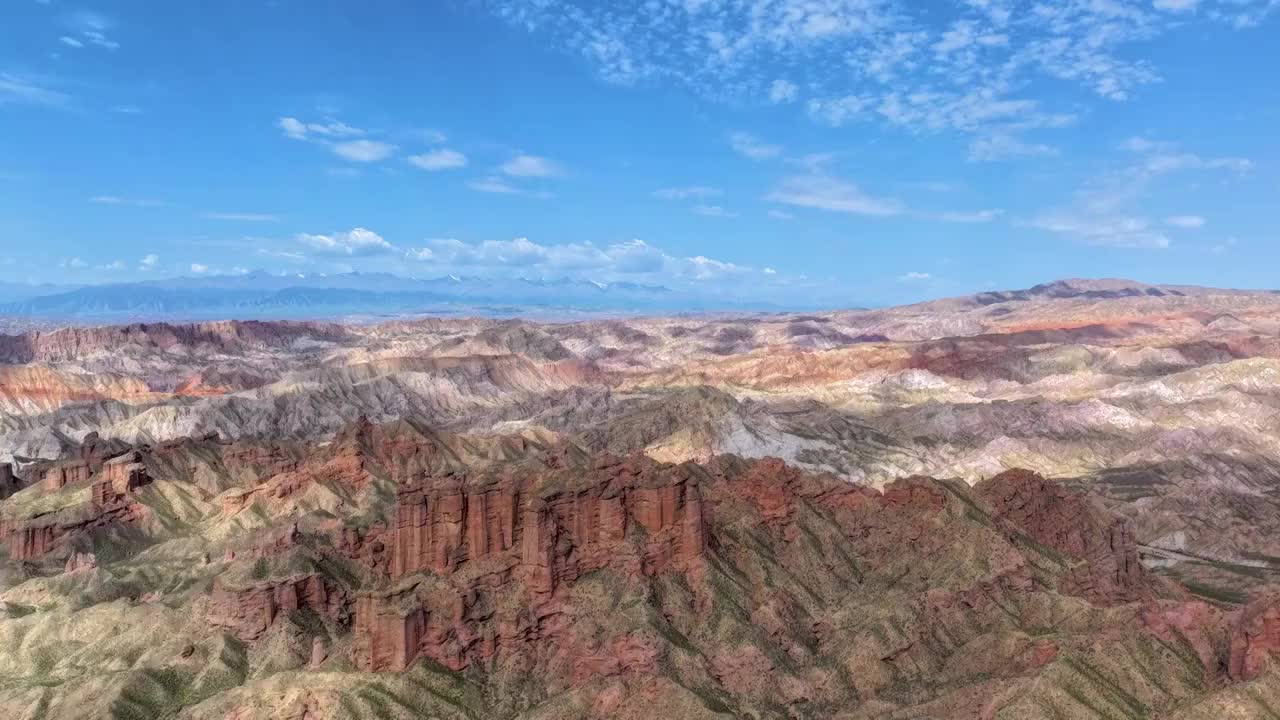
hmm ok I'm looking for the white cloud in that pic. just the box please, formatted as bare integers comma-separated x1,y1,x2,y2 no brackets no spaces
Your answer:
766,174,904,216
98,260,125,271
277,117,364,141
693,204,736,217
608,239,667,273
682,255,751,281
806,95,870,126
332,139,397,163
729,131,781,159
652,186,722,199
968,134,1057,161
898,271,931,281
763,267,777,274
415,236,751,281
90,195,163,207
1079,140,1253,214
81,30,119,50
1030,214,1171,249
1142,153,1252,176
767,209,794,220
139,254,159,270
430,237,565,266
190,263,209,274
483,0,1267,143
1155,0,1201,12
501,154,560,177
1165,215,1206,228
60,13,120,50
60,257,87,269
0,74,69,108
467,176,522,194
938,208,1004,223
296,227,394,256
768,78,798,103
201,212,279,222
408,149,468,170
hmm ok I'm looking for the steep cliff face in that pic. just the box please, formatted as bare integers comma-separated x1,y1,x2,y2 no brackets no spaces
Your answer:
358,452,707,673
42,459,93,492
345,448,1198,718
1,450,151,561
91,452,149,506
207,574,347,641
976,468,1150,605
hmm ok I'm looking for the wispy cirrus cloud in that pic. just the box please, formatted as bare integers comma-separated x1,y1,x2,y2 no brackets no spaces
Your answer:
0,73,70,108
728,131,781,160
61,11,120,50
467,176,523,194
766,174,904,216
90,195,163,207
1029,214,1171,249
693,204,736,218
1029,136,1247,249
652,186,722,200
968,134,1058,162
937,208,1004,223
1165,215,1206,229
483,0,1275,155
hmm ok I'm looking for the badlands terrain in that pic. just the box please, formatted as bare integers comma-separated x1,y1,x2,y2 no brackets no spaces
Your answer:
5,278,1280,718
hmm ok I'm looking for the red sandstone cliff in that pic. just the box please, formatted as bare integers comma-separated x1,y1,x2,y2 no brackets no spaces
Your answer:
1,450,151,562
976,468,1150,605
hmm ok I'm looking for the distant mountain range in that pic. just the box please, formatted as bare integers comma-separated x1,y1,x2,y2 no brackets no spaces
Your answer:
0,271,784,324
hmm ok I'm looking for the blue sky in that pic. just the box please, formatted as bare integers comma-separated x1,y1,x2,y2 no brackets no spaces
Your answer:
1,0,1278,306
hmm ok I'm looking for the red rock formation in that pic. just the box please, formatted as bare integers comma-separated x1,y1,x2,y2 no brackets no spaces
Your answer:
976,469,1149,605
43,460,92,492
391,478,519,578
2,453,151,562
357,453,708,673
207,574,347,641
1141,600,1225,679
3,521,61,560
1229,589,1280,681
91,452,150,506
